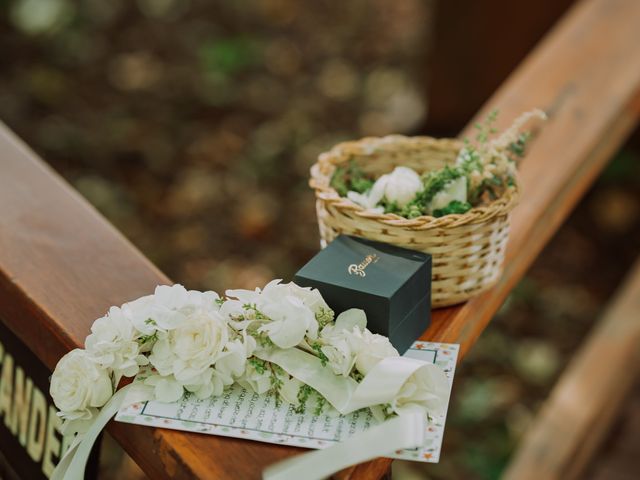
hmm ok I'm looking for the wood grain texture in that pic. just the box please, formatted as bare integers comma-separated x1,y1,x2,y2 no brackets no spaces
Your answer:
1,0,640,478
502,259,640,480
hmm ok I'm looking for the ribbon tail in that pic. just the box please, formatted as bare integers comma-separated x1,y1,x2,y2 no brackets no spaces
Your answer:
51,383,153,480
262,411,426,480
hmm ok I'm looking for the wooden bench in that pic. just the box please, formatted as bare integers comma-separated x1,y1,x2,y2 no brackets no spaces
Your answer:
1,0,640,477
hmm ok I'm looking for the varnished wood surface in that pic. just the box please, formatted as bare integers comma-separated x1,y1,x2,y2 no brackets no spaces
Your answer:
1,0,640,478
502,259,640,480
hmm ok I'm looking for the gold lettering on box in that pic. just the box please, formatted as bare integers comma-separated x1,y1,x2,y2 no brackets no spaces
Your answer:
348,254,379,277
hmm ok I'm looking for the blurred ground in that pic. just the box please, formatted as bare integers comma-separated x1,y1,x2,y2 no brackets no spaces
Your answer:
1,1,639,479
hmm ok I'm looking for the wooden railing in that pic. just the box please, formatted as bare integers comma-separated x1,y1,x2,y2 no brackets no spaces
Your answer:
1,0,639,478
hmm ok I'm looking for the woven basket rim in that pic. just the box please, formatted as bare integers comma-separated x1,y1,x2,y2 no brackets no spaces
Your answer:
310,134,520,229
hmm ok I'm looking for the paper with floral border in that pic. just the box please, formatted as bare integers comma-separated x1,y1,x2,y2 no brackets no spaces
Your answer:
115,341,458,463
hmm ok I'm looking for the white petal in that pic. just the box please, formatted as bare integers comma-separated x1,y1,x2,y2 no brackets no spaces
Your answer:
334,309,367,333
153,377,184,403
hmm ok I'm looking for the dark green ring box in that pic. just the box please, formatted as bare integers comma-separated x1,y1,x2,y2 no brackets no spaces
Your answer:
294,235,431,353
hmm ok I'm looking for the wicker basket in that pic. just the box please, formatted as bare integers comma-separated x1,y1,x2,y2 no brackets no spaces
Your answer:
309,135,520,308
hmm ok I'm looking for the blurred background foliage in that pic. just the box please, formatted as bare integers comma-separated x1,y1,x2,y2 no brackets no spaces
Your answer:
0,0,431,294
1,0,639,479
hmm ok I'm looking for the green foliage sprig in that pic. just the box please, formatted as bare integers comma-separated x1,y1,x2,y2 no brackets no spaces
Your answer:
330,160,374,196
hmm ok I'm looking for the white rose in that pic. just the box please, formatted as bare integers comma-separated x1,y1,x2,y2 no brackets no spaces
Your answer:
85,306,148,378
428,176,467,213
148,309,228,383
50,349,113,417
346,328,399,375
381,167,423,207
391,363,450,418
347,167,422,210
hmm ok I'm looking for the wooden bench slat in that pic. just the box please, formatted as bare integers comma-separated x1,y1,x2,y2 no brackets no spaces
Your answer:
1,0,640,477
502,258,640,480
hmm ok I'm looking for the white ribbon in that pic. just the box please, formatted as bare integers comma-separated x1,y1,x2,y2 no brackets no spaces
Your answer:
263,411,426,480
256,348,448,416
51,383,153,480
52,351,447,479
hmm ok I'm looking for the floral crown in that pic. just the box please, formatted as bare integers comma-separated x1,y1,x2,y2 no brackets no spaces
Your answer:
50,280,449,478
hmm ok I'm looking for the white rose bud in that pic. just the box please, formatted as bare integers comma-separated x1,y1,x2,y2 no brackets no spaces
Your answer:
50,349,113,416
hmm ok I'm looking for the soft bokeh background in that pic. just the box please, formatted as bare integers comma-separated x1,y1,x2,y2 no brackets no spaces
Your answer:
1,0,639,479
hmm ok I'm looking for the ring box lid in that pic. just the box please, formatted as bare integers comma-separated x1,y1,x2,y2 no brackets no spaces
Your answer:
294,235,431,348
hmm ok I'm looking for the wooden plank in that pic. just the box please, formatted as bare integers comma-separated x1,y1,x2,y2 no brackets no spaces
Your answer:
502,258,640,480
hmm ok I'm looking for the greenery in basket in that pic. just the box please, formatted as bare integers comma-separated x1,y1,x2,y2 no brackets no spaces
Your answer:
331,110,546,219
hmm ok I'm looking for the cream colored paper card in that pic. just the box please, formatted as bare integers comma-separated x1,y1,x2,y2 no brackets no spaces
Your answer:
116,341,458,463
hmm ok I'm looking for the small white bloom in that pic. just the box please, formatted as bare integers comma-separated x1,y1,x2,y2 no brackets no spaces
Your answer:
216,339,251,380
321,338,355,377
428,176,467,213
325,308,367,335
50,349,113,418
228,280,319,348
258,295,317,348
145,374,184,403
185,368,228,399
186,289,221,310
285,283,331,317
85,306,148,378
391,363,450,418
382,166,423,207
239,362,272,394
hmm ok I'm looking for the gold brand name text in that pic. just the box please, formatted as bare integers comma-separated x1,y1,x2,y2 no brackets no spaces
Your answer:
348,254,379,277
